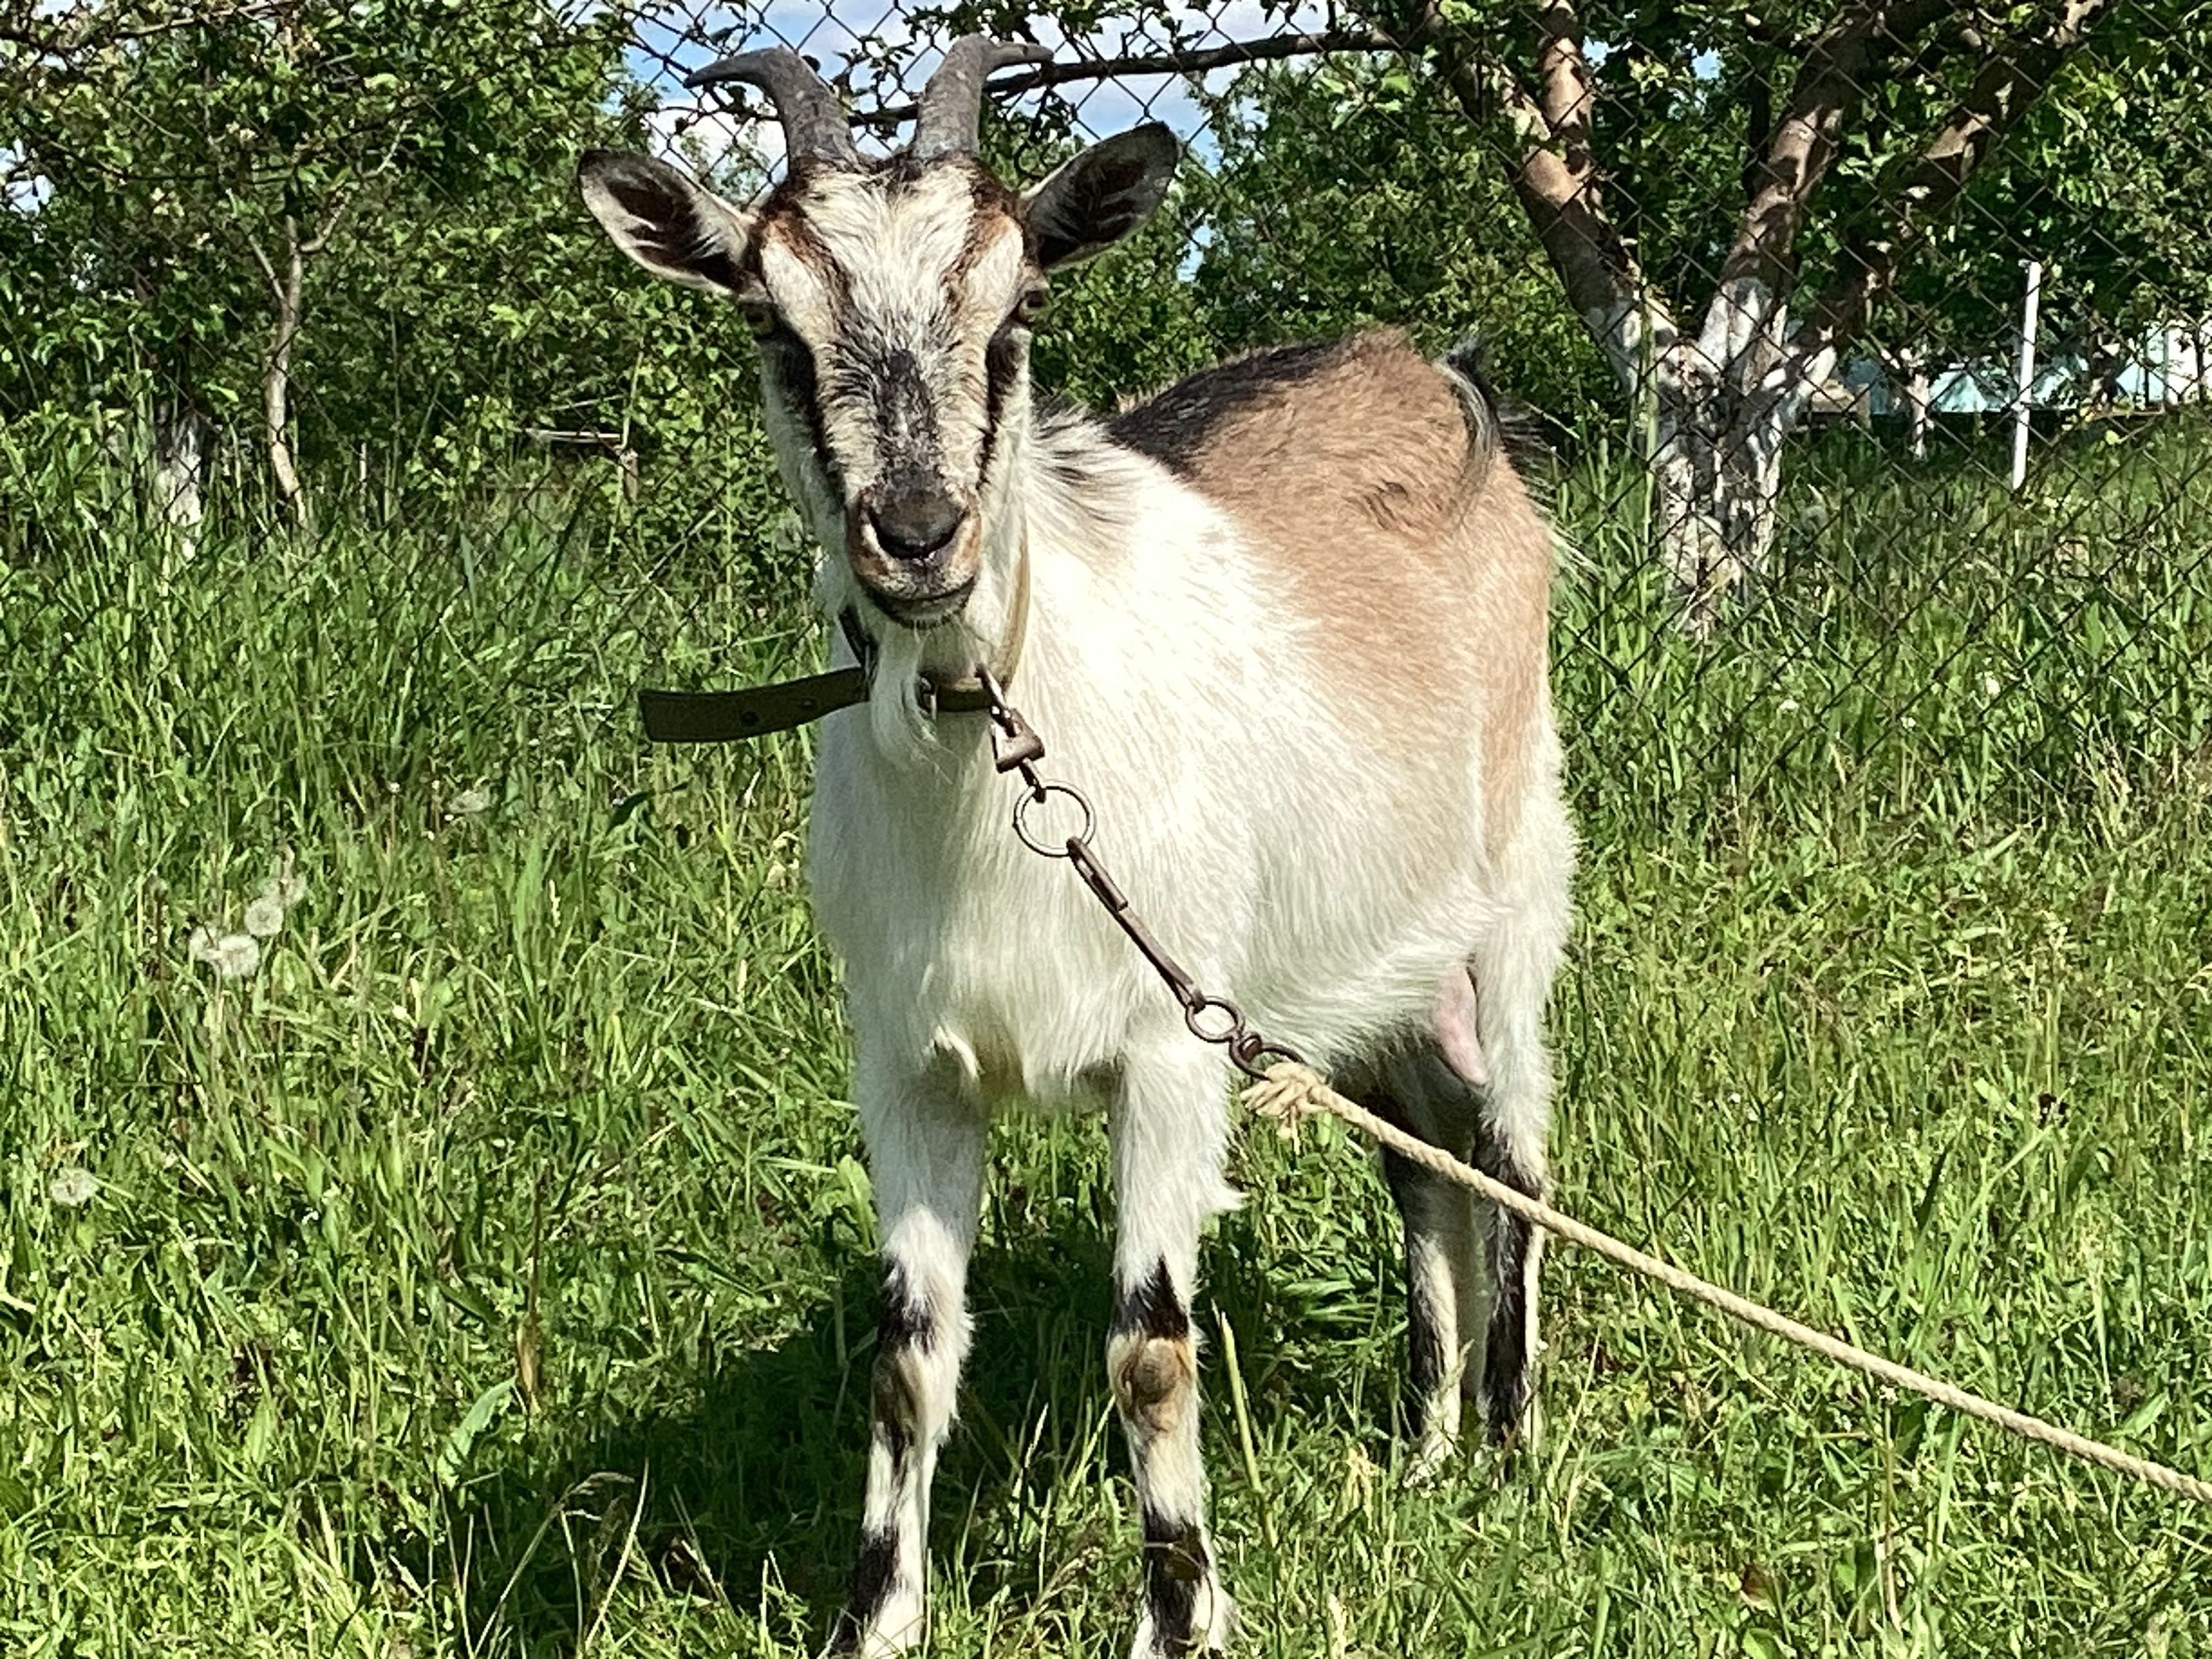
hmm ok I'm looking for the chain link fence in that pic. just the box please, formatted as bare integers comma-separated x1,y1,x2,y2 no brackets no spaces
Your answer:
4,1,2209,832
5,7,2212,1647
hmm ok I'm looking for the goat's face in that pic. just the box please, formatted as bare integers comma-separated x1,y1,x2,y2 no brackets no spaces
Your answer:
579,127,1175,629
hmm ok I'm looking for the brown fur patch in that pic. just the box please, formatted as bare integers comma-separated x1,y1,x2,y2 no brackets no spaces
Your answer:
872,1345,923,1431
759,207,846,303
1126,329,1553,855
1110,1331,1195,1437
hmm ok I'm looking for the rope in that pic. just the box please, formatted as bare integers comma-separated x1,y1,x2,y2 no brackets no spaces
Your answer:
1242,1061,2212,1505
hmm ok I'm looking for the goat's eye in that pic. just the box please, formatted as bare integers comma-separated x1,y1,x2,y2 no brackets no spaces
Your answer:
736,299,779,339
1013,285,1049,327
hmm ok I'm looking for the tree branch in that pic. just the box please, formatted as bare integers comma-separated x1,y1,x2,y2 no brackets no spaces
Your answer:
300,187,353,257
1392,0,1674,389
1534,0,1596,174
247,234,283,303
1740,12,1814,56
264,211,310,527
1797,0,2122,360
1719,0,1957,295
852,29,1397,129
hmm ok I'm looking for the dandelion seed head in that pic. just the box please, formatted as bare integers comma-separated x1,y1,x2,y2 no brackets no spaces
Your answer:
244,896,285,938
261,872,306,907
187,925,220,964
49,1166,98,1208
207,933,262,979
450,785,491,817
1980,672,2003,699
1779,697,1800,713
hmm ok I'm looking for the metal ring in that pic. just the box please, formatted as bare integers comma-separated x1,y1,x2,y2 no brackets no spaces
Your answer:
1230,1034,1307,1080
1184,996,1245,1046
1012,782,1094,858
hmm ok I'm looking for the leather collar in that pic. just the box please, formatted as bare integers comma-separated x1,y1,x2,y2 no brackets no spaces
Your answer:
638,546,1029,745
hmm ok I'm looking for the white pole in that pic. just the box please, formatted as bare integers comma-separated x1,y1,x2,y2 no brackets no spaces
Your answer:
2011,258,2043,492
1907,348,1931,460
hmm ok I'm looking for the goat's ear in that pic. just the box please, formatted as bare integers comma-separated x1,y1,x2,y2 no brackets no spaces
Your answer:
1020,124,1178,272
577,148,756,295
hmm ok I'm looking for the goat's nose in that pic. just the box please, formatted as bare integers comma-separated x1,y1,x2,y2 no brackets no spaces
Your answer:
866,485,964,563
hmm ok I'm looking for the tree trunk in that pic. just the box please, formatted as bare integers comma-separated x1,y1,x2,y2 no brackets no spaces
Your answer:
264,219,308,528
1904,350,1932,459
252,205,344,531
151,400,208,549
1637,277,1826,634
1647,371,1797,636
2168,320,2210,407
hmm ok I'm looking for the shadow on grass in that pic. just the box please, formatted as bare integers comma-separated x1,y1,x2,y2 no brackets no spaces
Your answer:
439,1195,1401,1653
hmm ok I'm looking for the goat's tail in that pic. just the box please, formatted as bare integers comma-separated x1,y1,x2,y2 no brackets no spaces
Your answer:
1435,337,1504,499
1438,336,1566,512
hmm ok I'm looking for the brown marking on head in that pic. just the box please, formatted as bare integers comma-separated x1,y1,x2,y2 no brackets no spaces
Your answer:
951,159,1027,293
754,204,844,302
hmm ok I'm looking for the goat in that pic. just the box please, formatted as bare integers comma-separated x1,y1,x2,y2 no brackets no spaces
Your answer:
579,35,1572,1658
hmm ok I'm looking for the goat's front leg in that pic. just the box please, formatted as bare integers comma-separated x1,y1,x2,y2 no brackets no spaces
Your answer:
827,1053,987,1658
1109,1048,1238,1657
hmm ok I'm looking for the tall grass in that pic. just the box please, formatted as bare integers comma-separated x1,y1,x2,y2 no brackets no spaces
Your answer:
2,414,2209,1655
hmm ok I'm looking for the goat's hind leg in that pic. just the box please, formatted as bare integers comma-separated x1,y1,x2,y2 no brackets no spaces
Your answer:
1370,951,1554,1466
827,1051,987,1657
1356,1019,1483,1478
1462,832,1567,1446
1109,1048,1239,1658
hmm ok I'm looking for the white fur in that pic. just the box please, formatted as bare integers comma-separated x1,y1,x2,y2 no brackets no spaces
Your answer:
812,429,1563,1113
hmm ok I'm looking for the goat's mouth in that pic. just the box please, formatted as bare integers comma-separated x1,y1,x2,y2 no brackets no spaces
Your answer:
846,510,981,631
861,573,977,629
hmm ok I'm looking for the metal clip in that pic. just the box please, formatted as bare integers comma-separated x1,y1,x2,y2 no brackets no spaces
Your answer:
977,667,1046,773
991,708,1044,774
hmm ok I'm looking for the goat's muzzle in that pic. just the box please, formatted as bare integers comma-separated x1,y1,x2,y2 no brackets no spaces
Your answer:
847,482,979,628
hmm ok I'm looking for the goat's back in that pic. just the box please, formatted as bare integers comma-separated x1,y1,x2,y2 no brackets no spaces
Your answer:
1109,329,1555,856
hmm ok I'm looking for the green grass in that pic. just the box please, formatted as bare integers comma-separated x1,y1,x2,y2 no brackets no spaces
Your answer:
3,417,2211,1657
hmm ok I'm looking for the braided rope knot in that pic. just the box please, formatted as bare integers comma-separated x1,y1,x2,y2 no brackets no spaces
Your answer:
1242,1060,1330,1143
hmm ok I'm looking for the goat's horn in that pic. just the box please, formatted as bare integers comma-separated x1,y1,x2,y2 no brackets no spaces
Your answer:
686,45,859,166
910,34,1051,160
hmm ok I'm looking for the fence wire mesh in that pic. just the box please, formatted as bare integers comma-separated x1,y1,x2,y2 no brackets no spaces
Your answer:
4,1,2208,836
7,5,2212,1651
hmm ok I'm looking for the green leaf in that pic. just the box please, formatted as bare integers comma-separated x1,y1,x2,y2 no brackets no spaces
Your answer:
442,1276,500,1330
436,1378,514,1487
243,1394,280,1466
